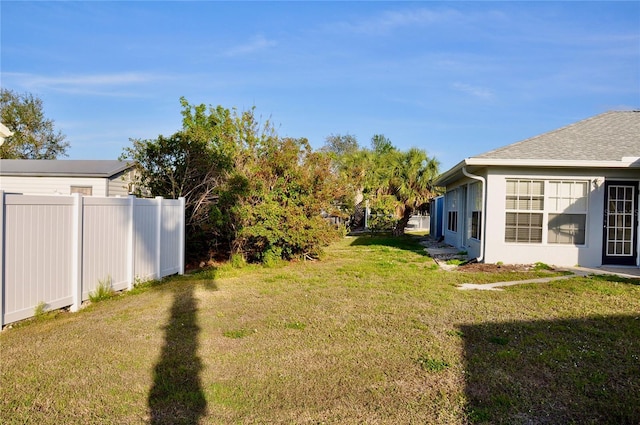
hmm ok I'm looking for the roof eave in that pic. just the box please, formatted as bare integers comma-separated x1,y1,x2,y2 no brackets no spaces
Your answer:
466,158,640,168
436,158,640,187
0,161,135,178
434,159,469,187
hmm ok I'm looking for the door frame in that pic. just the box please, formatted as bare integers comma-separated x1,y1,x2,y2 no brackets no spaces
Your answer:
602,180,639,266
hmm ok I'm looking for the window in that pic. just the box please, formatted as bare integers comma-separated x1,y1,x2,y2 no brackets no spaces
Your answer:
548,214,586,244
505,179,544,243
547,181,588,245
471,211,481,240
505,212,543,243
470,182,482,240
446,190,458,232
448,211,458,232
70,186,92,196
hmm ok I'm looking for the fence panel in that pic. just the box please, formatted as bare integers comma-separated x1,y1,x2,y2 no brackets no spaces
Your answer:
82,197,131,297
160,199,184,276
407,215,431,230
1,192,185,326
2,195,75,324
133,198,160,281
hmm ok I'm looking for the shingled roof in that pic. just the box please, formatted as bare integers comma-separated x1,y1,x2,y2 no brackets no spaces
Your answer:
476,111,640,162
436,111,640,186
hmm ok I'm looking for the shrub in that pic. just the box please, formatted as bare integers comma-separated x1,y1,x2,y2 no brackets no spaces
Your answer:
89,276,115,303
33,301,47,318
533,262,553,271
230,253,246,269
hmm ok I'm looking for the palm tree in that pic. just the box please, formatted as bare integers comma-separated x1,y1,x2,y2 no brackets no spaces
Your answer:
387,148,440,236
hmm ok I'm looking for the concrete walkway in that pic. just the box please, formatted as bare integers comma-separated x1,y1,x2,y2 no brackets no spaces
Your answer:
458,274,579,291
458,266,639,291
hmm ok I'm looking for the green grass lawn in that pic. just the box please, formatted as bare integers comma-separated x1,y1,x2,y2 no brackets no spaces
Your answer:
1,235,639,424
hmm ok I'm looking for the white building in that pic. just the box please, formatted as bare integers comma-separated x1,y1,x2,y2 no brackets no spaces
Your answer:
0,159,136,197
435,111,640,268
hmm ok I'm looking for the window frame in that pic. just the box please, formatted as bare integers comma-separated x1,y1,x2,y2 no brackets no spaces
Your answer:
547,180,588,245
504,178,590,246
446,189,458,233
505,179,544,244
469,182,482,240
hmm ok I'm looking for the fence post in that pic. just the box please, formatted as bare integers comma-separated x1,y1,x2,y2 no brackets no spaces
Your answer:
179,197,185,275
71,193,83,312
127,195,135,290
155,196,163,280
0,191,5,327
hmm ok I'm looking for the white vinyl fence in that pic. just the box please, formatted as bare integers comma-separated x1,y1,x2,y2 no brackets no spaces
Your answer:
407,214,431,230
0,192,185,326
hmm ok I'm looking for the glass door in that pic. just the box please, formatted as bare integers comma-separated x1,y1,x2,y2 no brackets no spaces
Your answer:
603,181,638,266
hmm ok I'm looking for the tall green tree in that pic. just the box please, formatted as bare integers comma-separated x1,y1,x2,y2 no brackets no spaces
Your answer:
371,134,394,154
122,98,236,231
387,148,440,235
0,88,68,159
225,135,345,262
123,98,345,262
328,133,440,235
321,133,359,157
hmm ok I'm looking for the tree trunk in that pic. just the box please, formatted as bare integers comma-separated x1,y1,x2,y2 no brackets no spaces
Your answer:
392,206,413,236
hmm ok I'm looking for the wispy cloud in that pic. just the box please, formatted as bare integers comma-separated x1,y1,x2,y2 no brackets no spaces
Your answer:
223,35,277,57
3,72,169,96
452,82,494,100
329,8,471,35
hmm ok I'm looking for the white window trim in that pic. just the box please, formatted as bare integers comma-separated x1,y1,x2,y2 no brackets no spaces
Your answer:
504,178,590,246
547,180,589,246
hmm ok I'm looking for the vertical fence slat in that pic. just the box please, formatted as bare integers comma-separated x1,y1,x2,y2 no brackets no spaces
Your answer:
0,191,5,327
179,197,185,275
71,193,83,312
155,196,163,280
127,195,135,289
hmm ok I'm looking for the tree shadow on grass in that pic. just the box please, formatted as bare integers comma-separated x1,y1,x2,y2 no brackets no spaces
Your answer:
460,314,640,424
348,233,429,256
148,281,213,424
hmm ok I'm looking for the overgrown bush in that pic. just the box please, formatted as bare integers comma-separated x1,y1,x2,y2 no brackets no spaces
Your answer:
367,195,398,233
124,99,345,264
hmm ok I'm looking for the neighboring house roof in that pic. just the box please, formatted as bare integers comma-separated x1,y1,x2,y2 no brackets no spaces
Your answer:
436,111,640,186
0,159,133,178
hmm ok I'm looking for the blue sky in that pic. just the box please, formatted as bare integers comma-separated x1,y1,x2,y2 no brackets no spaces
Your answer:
2,1,639,172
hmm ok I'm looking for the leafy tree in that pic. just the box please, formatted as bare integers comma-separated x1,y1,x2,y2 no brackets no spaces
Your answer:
321,133,359,157
122,98,238,258
122,98,235,230
0,88,68,159
124,98,345,263
216,118,346,262
367,194,398,233
371,134,394,154
386,148,440,235
327,133,440,235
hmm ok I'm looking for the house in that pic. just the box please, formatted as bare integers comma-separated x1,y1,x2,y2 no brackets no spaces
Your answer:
0,159,137,197
435,111,640,268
